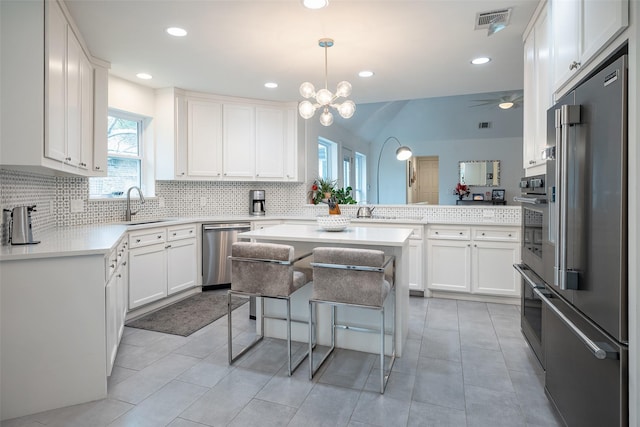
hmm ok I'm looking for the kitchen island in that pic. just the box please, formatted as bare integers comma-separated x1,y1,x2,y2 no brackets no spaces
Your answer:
238,223,413,356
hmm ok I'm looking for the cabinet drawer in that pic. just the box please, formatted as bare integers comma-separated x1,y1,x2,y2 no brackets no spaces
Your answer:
428,226,470,240
473,228,520,242
167,224,197,241
129,228,166,248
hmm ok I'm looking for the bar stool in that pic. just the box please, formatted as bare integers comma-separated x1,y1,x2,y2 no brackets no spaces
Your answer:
228,241,312,376
308,247,396,393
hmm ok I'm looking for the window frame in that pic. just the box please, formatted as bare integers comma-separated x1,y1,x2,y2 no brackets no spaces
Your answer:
318,137,338,182
354,151,367,203
89,109,155,199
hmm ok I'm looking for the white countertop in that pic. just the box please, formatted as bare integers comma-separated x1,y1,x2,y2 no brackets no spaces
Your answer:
238,223,413,246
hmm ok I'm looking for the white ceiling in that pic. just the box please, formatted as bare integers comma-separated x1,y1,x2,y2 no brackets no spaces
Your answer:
65,0,538,106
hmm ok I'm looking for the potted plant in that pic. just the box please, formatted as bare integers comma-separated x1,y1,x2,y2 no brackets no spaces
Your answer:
333,186,357,204
308,178,336,204
453,182,470,200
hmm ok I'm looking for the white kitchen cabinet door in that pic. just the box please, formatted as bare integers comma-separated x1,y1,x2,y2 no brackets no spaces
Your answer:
167,238,197,295
472,241,521,297
66,31,82,168
284,108,299,181
116,257,128,340
105,274,118,376
92,66,109,175
551,0,628,91
523,4,551,173
255,107,285,179
223,104,255,179
427,240,471,293
129,244,168,309
79,52,94,170
187,99,223,177
409,238,424,292
44,1,67,163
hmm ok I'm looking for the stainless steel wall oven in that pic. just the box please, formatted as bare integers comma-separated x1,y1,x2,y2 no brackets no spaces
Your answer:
514,174,550,367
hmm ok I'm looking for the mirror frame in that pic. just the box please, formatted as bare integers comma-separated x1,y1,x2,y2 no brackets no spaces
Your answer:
458,160,500,186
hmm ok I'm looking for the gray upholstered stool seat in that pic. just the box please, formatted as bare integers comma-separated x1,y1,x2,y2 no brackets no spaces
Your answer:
308,247,396,393
228,242,312,376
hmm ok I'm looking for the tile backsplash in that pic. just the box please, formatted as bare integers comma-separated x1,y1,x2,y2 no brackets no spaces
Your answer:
1,168,520,243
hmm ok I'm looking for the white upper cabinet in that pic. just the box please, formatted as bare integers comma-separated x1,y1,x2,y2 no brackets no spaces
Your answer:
187,99,223,177
551,0,628,91
523,2,551,174
223,104,255,179
155,90,301,182
0,0,109,177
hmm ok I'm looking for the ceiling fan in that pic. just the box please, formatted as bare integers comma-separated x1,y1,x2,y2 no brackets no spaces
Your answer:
470,92,523,109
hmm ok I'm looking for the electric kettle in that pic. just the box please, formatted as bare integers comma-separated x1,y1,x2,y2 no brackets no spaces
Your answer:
6,205,40,245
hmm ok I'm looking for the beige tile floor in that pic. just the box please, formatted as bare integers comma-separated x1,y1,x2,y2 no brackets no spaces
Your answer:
1,295,564,427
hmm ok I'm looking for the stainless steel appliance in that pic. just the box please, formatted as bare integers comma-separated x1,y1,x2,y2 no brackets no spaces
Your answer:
249,190,266,216
202,223,251,288
356,206,375,218
514,175,550,367
4,205,40,245
542,53,627,426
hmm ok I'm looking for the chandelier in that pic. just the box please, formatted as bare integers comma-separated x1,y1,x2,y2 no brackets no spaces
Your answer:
298,38,356,126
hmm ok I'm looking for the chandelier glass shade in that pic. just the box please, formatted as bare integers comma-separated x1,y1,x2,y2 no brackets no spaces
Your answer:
299,38,356,126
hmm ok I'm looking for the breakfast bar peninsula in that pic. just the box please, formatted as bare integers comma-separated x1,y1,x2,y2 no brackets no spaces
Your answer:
238,223,414,356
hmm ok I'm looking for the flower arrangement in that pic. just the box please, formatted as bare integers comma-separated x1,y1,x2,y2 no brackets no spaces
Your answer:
453,182,470,200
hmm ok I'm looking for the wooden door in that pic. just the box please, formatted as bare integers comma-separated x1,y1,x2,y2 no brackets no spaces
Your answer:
416,156,439,204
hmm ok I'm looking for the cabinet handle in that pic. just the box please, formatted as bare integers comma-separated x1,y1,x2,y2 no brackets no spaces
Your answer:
110,263,115,268
95,166,101,170
223,173,227,176
474,244,477,247
136,239,141,243
79,162,86,167
435,231,439,235
180,172,185,176
459,232,463,235
173,232,177,236
157,235,162,239
123,261,127,266
165,244,172,249
189,230,193,233
481,232,485,236
569,61,581,71
467,244,471,247
508,233,512,237
65,157,72,161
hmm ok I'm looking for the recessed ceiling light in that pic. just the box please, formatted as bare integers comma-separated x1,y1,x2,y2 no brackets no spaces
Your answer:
358,70,374,78
264,82,278,89
166,27,187,37
136,73,152,80
471,57,491,65
301,0,328,9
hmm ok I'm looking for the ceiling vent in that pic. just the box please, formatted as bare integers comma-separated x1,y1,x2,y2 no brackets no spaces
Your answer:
475,9,512,30
478,122,492,129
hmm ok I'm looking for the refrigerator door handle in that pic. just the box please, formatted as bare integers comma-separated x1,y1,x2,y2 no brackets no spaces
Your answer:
556,104,581,290
533,287,618,360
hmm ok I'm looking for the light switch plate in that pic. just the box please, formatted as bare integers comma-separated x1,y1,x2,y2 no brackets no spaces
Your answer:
200,197,207,207
70,199,84,213
158,197,165,208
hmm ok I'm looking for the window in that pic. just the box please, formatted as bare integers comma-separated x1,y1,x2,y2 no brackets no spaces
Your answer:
90,112,144,198
354,152,367,203
318,137,338,181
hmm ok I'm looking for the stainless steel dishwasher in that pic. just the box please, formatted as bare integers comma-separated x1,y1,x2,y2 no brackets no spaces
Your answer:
202,223,251,289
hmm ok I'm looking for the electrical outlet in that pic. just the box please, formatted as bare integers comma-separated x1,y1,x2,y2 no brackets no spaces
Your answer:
70,199,84,213
200,197,207,207
158,197,165,208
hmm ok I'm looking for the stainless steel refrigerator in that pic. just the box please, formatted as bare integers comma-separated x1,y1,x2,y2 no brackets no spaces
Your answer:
543,53,628,426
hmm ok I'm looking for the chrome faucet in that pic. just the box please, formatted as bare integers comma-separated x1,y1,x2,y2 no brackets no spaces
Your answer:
125,186,145,221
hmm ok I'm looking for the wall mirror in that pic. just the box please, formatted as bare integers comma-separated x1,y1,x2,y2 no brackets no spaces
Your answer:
459,160,500,186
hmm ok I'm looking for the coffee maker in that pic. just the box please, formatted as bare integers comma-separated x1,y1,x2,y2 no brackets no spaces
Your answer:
5,205,40,245
249,190,266,216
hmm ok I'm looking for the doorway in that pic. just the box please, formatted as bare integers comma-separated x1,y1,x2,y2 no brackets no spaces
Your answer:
408,156,439,204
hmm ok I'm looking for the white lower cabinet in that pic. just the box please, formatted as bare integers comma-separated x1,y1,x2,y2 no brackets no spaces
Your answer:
129,243,168,309
408,238,424,293
427,225,520,298
128,224,197,310
167,238,197,295
106,237,128,376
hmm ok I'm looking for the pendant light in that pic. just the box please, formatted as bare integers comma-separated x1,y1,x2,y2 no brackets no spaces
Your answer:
298,38,356,127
